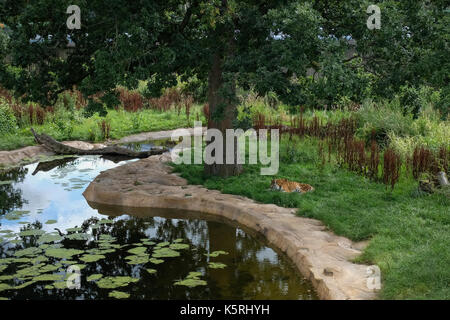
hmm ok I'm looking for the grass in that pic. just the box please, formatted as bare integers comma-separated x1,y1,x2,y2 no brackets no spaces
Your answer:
0,106,205,151
171,136,450,300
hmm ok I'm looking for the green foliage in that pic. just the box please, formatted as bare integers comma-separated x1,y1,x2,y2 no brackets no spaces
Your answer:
172,136,450,299
0,98,16,134
356,99,415,146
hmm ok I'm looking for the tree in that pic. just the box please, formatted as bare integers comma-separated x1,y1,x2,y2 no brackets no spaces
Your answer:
0,0,324,177
1,1,447,176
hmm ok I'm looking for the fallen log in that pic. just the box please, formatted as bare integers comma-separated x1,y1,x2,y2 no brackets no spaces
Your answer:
31,128,168,158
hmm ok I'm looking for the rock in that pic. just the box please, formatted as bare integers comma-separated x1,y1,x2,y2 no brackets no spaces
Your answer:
82,154,378,300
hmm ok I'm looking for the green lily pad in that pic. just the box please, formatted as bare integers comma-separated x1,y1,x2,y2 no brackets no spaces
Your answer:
125,255,150,265
38,234,63,244
205,250,229,258
53,281,68,289
152,247,180,258
145,269,157,275
174,271,207,288
19,229,46,237
96,276,139,289
127,247,147,256
0,275,14,281
0,230,13,234
39,264,60,273
33,274,64,282
14,247,42,257
0,297,9,300
0,180,14,185
14,280,36,290
169,243,189,250
45,285,54,290
45,220,57,225
66,227,83,233
149,258,164,265
156,242,170,248
87,274,103,282
109,290,130,299
208,262,227,269
174,278,207,288
45,248,84,259
65,233,90,241
79,254,105,263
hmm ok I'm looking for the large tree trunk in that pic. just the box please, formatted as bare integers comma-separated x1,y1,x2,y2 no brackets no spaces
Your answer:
31,128,167,158
204,53,243,178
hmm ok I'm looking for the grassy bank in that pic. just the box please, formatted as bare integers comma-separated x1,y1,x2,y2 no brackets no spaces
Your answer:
0,107,205,151
171,136,450,300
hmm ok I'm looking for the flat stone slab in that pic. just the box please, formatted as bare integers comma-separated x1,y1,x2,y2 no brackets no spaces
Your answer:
83,153,379,300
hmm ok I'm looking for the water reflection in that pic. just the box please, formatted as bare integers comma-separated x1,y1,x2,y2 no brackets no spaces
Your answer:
0,156,317,300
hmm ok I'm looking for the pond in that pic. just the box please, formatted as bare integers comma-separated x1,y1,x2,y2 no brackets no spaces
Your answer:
0,156,317,300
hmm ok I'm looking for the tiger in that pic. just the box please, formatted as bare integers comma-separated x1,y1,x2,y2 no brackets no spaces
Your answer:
270,178,315,194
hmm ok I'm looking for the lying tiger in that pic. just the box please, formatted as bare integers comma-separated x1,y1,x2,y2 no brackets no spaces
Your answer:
270,178,315,194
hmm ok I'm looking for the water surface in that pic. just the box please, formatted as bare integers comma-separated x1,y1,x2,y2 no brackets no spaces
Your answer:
0,156,317,300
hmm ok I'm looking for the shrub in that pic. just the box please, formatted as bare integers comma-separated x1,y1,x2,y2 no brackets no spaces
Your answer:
355,99,415,146
0,99,16,134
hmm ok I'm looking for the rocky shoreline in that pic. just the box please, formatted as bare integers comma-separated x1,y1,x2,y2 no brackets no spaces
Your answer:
83,153,378,300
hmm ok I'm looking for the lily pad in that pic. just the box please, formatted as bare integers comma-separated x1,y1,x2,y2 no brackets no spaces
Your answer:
87,274,103,282
152,247,180,258
38,234,63,244
19,229,46,237
45,220,57,225
156,242,170,248
109,290,130,299
149,258,164,265
169,243,189,250
65,233,90,241
208,262,227,269
145,269,157,275
79,254,105,263
174,276,207,288
45,248,84,259
125,255,150,265
205,250,229,258
96,276,139,289
127,247,147,256
14,247,42,257
33,274,64,282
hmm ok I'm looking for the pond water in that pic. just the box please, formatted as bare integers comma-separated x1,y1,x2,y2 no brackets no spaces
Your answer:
0,156,317,300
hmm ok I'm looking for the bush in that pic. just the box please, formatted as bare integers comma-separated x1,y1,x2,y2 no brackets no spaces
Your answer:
356,99,415,146
0,99,16,134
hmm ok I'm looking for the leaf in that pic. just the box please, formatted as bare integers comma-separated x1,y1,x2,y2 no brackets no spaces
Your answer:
208,262,227,269
45,248,83,259
145,269,157,275
87,274,103,282
152,248,180,258
79,254,105,263
109,290,130,299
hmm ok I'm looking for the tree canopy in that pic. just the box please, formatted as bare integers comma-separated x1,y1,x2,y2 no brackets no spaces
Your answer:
0,0,448,175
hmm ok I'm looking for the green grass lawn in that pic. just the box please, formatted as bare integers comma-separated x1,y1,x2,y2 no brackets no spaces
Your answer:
171,136,450,300
0,107,205,151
